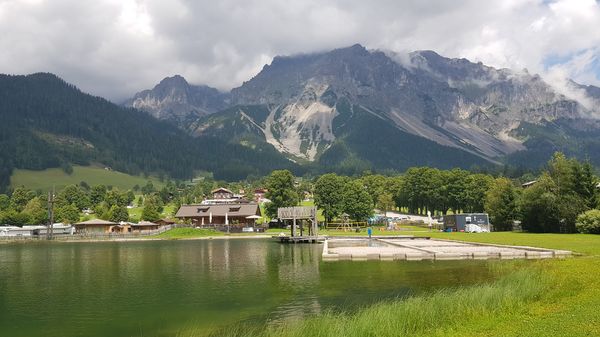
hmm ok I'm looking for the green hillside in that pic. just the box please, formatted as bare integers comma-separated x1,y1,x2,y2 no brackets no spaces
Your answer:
10,166,165,191
0,73,301,192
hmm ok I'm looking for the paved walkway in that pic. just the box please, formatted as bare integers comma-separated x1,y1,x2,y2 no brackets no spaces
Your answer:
323,237,572,261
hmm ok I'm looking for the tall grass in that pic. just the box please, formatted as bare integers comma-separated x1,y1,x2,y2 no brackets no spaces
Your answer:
179,266,548,337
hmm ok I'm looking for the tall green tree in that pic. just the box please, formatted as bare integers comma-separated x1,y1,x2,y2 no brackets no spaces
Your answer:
1,210,31,226
314,173,346,223
54,203,80,224
108,205,129,223
360,174,387,208
342,180,373,221
22,197,48,225
264,170,299,219
10,186,35,212
484,177,517,231
377,192,395,222
141,200,161,222
56,184,90,210
0,194,9,212
519,173,560,233
90,185,107,206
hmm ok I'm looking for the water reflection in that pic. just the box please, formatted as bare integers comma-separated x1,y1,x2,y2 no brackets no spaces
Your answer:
0,239,503,337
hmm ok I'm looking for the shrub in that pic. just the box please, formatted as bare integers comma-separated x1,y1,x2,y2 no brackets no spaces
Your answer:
576,209,600,234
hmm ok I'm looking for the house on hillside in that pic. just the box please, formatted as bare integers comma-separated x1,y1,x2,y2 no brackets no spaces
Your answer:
254,188,268,202
201,187,248,205
175,203,261,227
212,187,234,200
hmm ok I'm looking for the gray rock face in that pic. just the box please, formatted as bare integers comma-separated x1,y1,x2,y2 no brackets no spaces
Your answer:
132,45,600,165
124,75,229,126
225,44,596,161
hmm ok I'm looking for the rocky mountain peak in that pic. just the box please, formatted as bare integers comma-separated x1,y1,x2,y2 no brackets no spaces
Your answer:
124,75,229,126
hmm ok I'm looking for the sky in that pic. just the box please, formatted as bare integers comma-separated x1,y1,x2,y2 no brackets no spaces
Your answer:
1,0,600,102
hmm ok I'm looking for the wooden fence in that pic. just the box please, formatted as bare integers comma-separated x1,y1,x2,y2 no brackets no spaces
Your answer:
0,224,187,241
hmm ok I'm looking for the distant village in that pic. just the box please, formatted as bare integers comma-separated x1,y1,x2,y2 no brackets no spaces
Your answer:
0,187,272,238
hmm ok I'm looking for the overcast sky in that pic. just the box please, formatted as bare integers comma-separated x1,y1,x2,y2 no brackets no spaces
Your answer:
1,0,599,102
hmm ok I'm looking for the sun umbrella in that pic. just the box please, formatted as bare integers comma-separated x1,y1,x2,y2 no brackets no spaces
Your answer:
225,212,229,225
209,212,212,224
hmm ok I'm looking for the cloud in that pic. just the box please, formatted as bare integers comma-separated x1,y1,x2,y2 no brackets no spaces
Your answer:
0,0,599,102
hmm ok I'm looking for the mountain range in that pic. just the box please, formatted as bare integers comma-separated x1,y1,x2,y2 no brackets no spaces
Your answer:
2,44,600,192
126,44,600,171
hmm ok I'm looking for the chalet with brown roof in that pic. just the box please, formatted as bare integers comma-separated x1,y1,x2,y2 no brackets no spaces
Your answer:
175,203,261,226
212,187,234,200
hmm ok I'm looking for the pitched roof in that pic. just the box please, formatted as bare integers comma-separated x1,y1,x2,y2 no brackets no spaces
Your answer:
132,221,159,227
211,187,233,194
75,219,118,226
175,203,260,218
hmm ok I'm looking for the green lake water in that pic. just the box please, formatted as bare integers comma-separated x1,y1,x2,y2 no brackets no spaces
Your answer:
1,239,505,337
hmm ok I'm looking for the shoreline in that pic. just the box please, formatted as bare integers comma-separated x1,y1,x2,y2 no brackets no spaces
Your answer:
0,234,275,244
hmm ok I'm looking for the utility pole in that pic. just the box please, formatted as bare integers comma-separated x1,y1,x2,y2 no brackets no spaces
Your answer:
47,187,55,240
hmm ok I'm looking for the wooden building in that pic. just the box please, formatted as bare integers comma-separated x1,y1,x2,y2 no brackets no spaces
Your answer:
131,221,161,232
175,203,261,227
211,188,234,200
74,219,118,233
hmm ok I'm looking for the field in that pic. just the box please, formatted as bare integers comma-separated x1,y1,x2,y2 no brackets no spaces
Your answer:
10,165,165,191
179,231,600,337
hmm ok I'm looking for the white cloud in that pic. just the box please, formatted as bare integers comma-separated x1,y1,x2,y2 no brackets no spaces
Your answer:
0,0,599,102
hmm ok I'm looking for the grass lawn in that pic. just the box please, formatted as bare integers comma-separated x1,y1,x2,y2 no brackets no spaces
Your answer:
188,232,600,337
150,228,224,239
11,165,165,191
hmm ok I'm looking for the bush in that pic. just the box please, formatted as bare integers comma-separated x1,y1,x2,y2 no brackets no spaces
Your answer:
576,209,600,234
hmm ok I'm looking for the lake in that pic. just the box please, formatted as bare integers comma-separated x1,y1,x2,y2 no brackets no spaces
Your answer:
0,239,505,337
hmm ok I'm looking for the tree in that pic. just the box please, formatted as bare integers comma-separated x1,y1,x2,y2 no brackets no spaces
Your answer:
517,173,584,233
141,200,161,222
342,180,373,221
55,203,80,224
1,210,31,226
464,174,493,213
576,209,600,234
485,178,517,231
22,197,48,225
10,186,35,212
56,185,89,210
377,192,395,224
360,174,387,208
104,189,131,208
0,194,9,212
141,181,155,195
90,185,107,206
572,161,598,209
264,170,298,219
108,205,129,223
314,173,346,224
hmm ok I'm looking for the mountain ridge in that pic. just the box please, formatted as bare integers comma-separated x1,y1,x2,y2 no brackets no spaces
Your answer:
127,44,600,170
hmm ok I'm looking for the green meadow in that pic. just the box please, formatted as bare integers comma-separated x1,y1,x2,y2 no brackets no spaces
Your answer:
10,165,165,191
